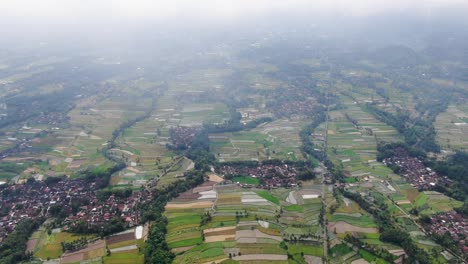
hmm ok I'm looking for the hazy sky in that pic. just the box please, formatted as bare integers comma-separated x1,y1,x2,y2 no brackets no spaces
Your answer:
2,0,468,23
1,0,467,48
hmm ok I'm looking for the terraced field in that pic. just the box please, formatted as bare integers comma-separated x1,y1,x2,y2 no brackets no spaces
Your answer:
210,118,308,163
0,76,161,183
252,118,309,161
180,103,230,127
317,94,401,182
112,106,194,188
435,103,468,151
109,69,232,188
166,180,324,263
209,131,270,162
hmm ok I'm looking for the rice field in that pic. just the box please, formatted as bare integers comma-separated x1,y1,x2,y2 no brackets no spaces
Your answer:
435,104,468,151
165,180,323,263
210,118,308,162
318,94,401,181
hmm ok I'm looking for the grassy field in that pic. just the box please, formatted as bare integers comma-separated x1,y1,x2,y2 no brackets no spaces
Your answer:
232,176,260,185
287,243,323,257
330,214,377,228
329,243,353,257
34,231,95,259
416,191,463,215
283,204,304,212
256,190,280,205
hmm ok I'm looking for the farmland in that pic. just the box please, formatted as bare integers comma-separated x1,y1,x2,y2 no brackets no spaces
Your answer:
165,178,325,264
314,93,402,187
210,118,309,162
30,224,146,263
1,15,468,264
434,103,468,151
316,85,462,261
209,131,272,162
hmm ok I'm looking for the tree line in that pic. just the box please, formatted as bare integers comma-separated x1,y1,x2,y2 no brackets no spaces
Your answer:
341,189,434,264
141,170,206,263
141,116,215,263
365,103,440,153
0,218,44,264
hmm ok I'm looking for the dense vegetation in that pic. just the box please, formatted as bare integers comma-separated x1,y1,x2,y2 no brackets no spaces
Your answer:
0,218,44,264
300,110,327,161
141,116,215,263
142,170,205,263
342,190,434,264
427,151,468,200
69,216,126,237
366,104,440,152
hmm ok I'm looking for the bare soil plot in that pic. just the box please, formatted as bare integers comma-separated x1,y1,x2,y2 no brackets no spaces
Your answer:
61,239,105,263
26,238,38,252
205,234,236,243
201,258,228,264
109,245,138,253
204,226,236,242
203,226,236,234
106,232,135,245
208,173,224,182
217,193,242,204
389,249,406,257
304,255,323,264
193,181,217,193
233,254,287,261
351,259,369,264
172,246,195,253
172,189,201,201
396,200,411,205
61,252,85,263
235,229,282,243
328,221,378,234
165,201,214,209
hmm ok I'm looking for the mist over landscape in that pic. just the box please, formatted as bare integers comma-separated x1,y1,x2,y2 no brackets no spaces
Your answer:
0,1,467,264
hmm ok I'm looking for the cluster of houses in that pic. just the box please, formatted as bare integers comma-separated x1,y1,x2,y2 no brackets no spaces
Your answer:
382,148,452,190
34,111,69,127
270,98,317,118
0,137,35,159
0,127,56,159
238,108,273,124
62,190,151,232
0,177,151,243
169,126,200,149
268,86,318,118
218,163,301,188
425,211,468,256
